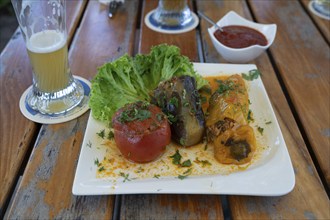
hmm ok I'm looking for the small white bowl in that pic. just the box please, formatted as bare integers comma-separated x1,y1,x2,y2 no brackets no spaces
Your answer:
208,11,277,63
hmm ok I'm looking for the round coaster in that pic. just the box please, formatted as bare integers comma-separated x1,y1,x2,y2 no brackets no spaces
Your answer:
145,9,199,34
19,76,91,124
309,1,330,20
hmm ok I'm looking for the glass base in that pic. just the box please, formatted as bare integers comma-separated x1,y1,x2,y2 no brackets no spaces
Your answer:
313,1,330,17
26,78,85,115
309,0,330,20
152,6,192,27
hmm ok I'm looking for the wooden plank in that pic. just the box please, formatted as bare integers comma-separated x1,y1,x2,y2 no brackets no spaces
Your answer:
0,0,86,215
301,0,330,43
139,0,199,61
6,114,114,219
118,1,224,219
121,194,224,220
198,0,329,219
5,0,139,218
250,0,330,186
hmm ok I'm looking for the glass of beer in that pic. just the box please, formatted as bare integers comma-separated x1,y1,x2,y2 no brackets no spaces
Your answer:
11,0,84,115
153,0,192,27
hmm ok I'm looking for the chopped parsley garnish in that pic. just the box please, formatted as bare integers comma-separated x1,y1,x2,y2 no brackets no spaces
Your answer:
153,174,160,179
242,69,260,81
178,175,187,180
169,96,179,108
170,150,192,167
179,138,185,146
169,150,182,165
265,121,272,125
119,108,151,123
257,126,264,135
98,166,105,172
178,168,192,180
87,141,92,148
167,113,177,124
200,96,207,104
97,129,105,139
216,79,236,95
247,110,254,123
156,113,163,122
181,159,192,167
94,158,100,166
107,130,114,139
118,102,151,123
194,157,212,167
119,172,131,182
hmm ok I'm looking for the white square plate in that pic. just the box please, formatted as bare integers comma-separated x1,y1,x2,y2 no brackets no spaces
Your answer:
72,63,295,196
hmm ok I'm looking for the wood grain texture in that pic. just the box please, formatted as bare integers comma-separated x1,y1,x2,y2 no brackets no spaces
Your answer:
0,1,86,215
5,0,139,218
249,0,330,187
6,113,113,219
301,0,330,43
139,0,199,61
120,194,224,220
117,1,224,219
69,0,138,77
198,0,330,219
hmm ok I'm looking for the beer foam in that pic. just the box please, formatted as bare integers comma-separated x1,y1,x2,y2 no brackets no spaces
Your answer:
26,30,66,53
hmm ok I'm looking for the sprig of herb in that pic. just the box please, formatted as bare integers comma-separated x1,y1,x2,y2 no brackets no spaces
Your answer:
119,102,151,123
178,168,192,180
107,130,114,139
257,126,264,135
154,174,160,179
216,80,235,94
156,113,164,122
194,157,212,167
167,113,177,124
169,96,179,108
98,166,105,172
94,158,100,166
119,172,131,182
169,150,182,165
181,160,192,167
97,129,106,139
242,69,261,81
247,110,254,123
169,150,192,167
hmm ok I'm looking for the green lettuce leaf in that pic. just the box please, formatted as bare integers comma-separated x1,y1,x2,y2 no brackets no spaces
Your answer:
89,44,209,122
89,55,149,122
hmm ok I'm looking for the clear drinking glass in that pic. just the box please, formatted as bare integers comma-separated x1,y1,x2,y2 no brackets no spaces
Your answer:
11,0,84,115
153,0,192,27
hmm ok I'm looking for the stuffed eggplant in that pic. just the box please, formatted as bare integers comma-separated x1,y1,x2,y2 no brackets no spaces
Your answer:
206,74,256,164
152,76,205,146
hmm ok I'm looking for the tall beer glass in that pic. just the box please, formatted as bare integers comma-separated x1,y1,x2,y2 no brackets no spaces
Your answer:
11,0,84,115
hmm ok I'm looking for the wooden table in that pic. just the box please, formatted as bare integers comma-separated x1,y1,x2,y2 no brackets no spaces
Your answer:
1,0,329,219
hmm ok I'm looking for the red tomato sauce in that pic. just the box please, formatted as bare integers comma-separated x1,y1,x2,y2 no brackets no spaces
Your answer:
214,25,267,49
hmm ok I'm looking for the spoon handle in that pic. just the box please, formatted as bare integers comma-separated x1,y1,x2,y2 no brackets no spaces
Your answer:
197,11,223,32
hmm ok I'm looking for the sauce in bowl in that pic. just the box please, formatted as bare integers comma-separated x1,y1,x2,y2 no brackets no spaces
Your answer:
214,25,267,49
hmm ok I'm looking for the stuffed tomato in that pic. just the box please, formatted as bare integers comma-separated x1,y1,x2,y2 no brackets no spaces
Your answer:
112,101,171,163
